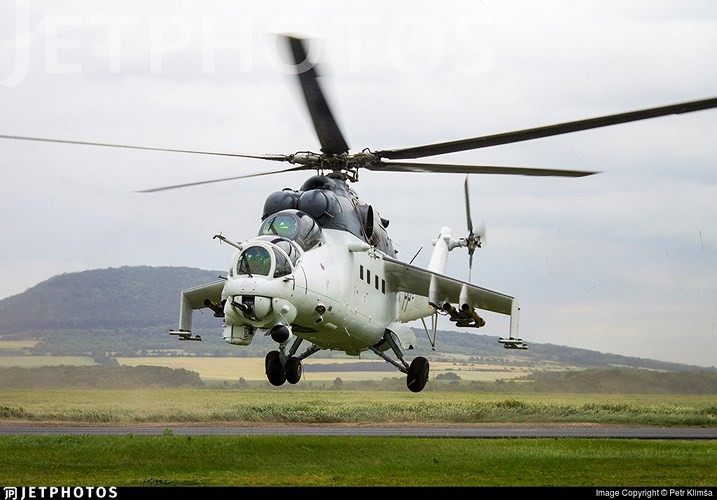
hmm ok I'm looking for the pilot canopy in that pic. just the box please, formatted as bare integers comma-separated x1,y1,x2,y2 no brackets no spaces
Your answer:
230,209,324,280
257,209,324,252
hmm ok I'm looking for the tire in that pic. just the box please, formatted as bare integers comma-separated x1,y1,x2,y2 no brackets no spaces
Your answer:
406,356,430,393
285,356,303,384
265,350,286,386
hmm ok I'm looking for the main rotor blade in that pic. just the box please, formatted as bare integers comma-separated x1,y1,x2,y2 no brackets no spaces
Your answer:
0,134,291,162
284,35,350,156
367,160,598,177
137,164,309,193
464,175,474,235
377,97,717,160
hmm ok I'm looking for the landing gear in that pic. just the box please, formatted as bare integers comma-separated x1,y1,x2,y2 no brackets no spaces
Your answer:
370,331,431,393
265,350,286,386
285,356,303,384
406,356,430,393
265,342,310,386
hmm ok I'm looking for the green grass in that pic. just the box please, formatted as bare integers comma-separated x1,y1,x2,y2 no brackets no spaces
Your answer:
0,389,715,487
0,435,714,486
1,389,715,426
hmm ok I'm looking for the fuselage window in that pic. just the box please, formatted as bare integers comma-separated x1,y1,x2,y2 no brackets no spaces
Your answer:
359,265,385,294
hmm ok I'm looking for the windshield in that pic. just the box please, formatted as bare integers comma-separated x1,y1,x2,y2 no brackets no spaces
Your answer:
236,246,272,277
258,210,324,251
260,213,297,238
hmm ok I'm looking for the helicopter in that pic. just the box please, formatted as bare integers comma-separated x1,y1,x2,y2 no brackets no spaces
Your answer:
2,35,716,392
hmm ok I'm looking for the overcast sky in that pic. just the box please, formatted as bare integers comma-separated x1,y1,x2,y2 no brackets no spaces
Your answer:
1,0,715,367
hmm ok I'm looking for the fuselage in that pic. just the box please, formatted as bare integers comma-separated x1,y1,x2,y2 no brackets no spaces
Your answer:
216,174,433,355
222,228,405,353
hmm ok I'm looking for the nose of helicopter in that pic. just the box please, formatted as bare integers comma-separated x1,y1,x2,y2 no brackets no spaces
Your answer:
221,241,299,332
222,287,298,329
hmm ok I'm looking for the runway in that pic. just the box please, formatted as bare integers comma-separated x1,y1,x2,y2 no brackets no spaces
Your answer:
1,423,715,439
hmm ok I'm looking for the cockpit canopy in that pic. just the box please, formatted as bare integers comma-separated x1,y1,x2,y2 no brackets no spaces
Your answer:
257,209,324,252
235,243,294,278
231,210,323,280
261,176,395,256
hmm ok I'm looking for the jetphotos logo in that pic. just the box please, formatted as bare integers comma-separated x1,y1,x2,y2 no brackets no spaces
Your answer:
3,488,118,500
1,0,494,88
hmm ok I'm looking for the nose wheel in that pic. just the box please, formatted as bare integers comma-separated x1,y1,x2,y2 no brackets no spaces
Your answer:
265,350,303,386
265,350,286,386
285,356,303,384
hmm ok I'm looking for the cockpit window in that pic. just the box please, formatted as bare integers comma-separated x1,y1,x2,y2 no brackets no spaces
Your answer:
236,246,272,277
258,210,324,251
272,248,292,278
260,214,297,238
255,236,301,266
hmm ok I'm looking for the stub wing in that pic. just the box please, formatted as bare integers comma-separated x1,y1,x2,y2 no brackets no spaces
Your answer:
382,255,523,346
170,280,225,338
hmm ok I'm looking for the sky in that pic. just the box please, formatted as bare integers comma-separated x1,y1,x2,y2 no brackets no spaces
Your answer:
1,0,715,368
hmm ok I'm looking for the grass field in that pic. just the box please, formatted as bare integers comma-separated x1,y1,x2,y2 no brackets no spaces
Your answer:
0,434,714,487
0,388,715,487
1,389,715,425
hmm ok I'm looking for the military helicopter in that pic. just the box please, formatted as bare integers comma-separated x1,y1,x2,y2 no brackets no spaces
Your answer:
2,35,716,392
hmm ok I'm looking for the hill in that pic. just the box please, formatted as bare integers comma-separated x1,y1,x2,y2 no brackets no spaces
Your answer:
0,266,712,372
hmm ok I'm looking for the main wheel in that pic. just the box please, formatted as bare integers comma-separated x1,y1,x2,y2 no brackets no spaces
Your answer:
265,350,286,386
406,356,430,393
285,356,303,384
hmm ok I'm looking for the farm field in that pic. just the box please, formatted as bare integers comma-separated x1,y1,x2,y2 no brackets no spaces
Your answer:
0,350,565,385
0,340,39,350
116,356,533,382
0,355,96,368
0,340,534,383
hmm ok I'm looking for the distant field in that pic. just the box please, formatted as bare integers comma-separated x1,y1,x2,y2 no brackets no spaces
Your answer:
0,355,96,368
0,340,39,350
116,356,533,382
0,353,556,382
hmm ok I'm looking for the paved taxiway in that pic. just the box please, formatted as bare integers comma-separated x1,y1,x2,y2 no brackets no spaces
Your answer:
0,424,715,439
